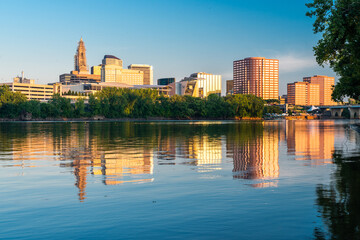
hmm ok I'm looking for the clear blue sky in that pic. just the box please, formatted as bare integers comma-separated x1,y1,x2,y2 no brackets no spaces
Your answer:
0,0,335,94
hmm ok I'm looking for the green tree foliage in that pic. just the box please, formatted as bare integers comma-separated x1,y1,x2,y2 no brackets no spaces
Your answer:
306,0,360,102
0,86,266,119
264,105,282,114
225,94,264,118
49,94,73,118
0,85,27,118
74,98,86,117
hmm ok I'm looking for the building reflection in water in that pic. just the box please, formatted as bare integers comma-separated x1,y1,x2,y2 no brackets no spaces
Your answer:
227,122,280,187
286,120,335,165
180,135,222,173
7,123,154,202
156,124,223,173
3,120,338,201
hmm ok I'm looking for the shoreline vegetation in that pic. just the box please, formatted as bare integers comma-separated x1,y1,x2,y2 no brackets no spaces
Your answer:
0,85,268,121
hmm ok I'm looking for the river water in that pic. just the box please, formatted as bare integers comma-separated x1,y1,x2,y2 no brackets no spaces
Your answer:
0,120,359,239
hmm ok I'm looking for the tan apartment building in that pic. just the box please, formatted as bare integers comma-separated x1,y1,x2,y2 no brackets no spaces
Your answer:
287,82,320,106
233,57,279,100
128,64,153,85
101,55,144,85
303,75,336,105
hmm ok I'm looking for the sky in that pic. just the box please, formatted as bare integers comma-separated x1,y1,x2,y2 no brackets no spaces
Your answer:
0,0,335,95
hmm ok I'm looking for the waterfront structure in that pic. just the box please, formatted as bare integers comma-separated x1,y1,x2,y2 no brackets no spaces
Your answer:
128,64,153,85
233,57,279,100
287,82,320,106
157,78,175,86
178,72,222,98
2,74,55,101
226,80,234,95
101,55,144,85
303,75,336,105
59,38,101,85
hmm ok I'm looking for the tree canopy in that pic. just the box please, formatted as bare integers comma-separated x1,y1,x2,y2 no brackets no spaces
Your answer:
0,87,267,120
306,0,360,102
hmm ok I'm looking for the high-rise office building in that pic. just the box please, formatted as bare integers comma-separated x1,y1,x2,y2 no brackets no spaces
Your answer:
101,55,144,85
303,75,336,105
128,64,153,85
233,57,279,99
287,82,320,106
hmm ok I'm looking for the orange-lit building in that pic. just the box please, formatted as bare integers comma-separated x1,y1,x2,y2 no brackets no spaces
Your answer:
287,82,320,106
303,75,336,106
233,57,279,99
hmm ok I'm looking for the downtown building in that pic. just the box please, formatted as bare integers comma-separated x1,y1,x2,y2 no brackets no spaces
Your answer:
128,64,154,85
287,75,336,106
287,82,320,106
100,55,144,85
303,75,336,105
233,57,279,100
59,38,101,85
169,72,222,98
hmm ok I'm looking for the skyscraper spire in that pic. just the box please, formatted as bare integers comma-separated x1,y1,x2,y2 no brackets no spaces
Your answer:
74,38,88,74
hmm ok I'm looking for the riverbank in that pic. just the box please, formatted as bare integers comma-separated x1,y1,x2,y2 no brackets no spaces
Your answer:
0,116,265,122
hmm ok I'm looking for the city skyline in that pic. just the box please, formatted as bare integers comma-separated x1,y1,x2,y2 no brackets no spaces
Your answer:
0,0,335,95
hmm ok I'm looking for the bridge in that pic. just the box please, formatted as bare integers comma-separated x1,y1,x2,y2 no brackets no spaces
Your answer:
320,105,360,119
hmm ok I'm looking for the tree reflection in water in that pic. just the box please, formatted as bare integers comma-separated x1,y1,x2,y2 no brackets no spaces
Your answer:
314,150,360,240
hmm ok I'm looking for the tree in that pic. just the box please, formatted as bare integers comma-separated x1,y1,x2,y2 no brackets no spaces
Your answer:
306,0,360,102
74,98,86,117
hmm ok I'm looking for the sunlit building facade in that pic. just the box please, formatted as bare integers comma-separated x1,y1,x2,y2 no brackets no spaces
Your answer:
233,57,279,100
2,74,55,101
287,81,320,106
101,55,144,85
303,75,336,106
179,72,222,98
128,64,154,85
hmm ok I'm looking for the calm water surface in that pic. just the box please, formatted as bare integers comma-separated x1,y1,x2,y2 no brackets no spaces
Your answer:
0,120,359,239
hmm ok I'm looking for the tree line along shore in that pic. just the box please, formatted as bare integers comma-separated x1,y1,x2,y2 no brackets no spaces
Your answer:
0,85,282,121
